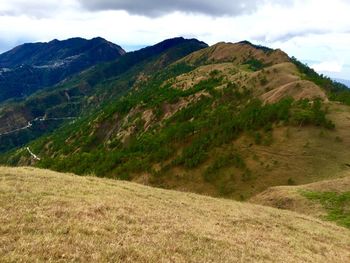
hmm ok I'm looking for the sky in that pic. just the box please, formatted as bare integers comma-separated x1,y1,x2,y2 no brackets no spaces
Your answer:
0,0,349,80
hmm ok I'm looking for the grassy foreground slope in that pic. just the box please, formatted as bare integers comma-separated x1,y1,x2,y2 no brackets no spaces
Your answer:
250,174,350,228
0,167,350,262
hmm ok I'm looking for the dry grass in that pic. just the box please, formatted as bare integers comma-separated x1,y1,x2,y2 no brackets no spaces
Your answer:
250,173,350,219
261,80,327,103
181,42,290,66
0,167,350,262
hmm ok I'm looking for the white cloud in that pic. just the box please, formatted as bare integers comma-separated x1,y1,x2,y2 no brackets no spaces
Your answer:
0,0,349,79
312,61,344,73
78,0,292,17
0,0,78,17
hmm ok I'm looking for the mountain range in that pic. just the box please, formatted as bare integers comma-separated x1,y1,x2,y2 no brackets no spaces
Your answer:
1,37,350,198
0,37,125,103
0,36,348,200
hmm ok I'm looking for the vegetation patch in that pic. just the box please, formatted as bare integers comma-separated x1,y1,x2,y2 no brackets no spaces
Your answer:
301,191,350,228
243,59,266,71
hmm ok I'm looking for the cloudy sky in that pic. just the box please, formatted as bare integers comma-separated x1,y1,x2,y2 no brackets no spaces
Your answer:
0,0,349,80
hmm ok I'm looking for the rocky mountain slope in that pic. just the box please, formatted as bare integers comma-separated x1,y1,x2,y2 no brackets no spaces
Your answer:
1,167,349,262
0,37,125,102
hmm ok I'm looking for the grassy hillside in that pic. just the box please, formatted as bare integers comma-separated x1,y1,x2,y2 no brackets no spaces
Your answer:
0,167,349,262
251,174,350,228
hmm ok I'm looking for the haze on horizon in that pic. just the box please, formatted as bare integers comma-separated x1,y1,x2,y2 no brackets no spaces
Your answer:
0,0,349,80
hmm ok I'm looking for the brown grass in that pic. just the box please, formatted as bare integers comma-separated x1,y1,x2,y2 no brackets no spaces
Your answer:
180,42,290,66
0,167,349,262
261,80,327,103
250,173,350,218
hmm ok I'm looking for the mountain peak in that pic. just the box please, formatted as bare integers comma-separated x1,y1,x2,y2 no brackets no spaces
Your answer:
0,37,126,102
237,40,273,53
182,40,289,66
0,37,125,68
145,37,208,52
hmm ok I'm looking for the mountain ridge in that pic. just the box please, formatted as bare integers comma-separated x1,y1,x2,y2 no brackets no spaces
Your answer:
0,37,125,68
0,37,208,152
0,37,126,103
1,38,350,201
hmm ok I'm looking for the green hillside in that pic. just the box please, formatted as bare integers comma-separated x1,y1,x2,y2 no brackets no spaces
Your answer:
0,37,207,152
1,40,350,199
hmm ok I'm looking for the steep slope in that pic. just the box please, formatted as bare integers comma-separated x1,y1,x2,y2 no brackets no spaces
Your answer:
250,174,350,228
0,37,125,102
179,41,327,103
0,37,208,152
0,167,349,262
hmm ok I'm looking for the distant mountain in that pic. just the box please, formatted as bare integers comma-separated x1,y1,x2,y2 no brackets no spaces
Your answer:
0,37,125,102
0,37,208,151
335,78,350,88
83,37,208,86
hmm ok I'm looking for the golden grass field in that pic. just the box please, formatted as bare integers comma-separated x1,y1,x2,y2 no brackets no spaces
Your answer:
0,167,349,262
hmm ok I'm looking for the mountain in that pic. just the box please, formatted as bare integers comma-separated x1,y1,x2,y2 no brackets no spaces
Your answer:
0,37,208,152
0,37,125,102
335,78,350,88
1,39,350,201
2,40,350,201
0,37,125,68
1,166,349,262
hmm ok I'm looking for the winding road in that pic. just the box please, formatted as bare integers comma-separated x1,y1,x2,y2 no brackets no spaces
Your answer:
26,147,41,161
0,116,77,161
0,116,76,136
